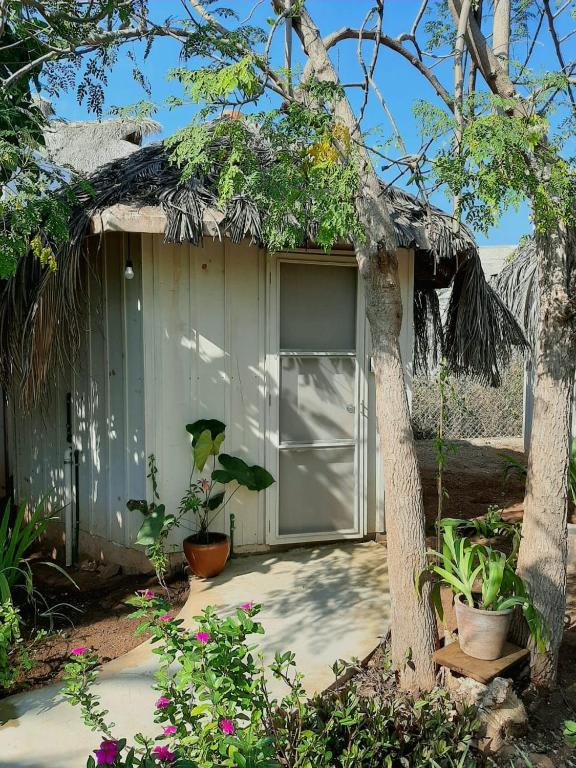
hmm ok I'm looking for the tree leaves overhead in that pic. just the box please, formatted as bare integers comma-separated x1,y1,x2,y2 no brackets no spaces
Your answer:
0,1,155,277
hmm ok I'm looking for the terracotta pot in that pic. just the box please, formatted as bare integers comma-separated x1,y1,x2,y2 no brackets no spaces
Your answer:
183,532,230,579
454,593,513,661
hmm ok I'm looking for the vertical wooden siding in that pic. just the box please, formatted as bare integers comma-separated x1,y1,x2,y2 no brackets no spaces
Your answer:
11,233,147,547
141,235,267,548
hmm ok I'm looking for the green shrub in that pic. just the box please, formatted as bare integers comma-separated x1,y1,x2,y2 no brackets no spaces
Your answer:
64,597,481,767
0,498,74,692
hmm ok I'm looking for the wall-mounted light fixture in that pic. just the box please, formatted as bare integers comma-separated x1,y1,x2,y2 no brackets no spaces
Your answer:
124,257,134,280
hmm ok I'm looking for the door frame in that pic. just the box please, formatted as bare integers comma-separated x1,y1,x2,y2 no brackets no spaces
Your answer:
264,250,368,545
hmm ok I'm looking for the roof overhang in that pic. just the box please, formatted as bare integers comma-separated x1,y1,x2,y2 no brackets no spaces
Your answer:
91,204,225,239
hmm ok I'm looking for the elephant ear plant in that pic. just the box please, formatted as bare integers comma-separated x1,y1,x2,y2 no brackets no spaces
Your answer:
180,419,274,544
129,420,274,589
418,525,547,659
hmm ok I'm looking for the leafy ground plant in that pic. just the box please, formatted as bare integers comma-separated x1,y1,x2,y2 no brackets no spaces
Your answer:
439,508,522,565
0,499,76,691
64,597,481,767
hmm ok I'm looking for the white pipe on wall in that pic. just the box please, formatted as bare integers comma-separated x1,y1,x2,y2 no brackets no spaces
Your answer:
63,447,73,567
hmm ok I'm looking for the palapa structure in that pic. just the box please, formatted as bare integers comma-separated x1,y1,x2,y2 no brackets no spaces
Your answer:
1,118,525,565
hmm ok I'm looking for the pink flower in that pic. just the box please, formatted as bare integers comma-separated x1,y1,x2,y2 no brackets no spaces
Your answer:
158,614,173,622
195,631,210,644
163,725,177,736
70,646,89,656
94,739,119,766
200,478,211,492
155,696,171,710
138,589,155,599
219,718,235,735
152,745,175,762
240,602,254,611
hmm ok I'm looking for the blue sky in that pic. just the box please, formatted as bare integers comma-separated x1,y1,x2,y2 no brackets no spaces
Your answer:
51,0,568,246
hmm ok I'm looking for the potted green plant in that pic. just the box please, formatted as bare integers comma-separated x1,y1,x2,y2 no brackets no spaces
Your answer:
180,419,274,578
419,526,546,661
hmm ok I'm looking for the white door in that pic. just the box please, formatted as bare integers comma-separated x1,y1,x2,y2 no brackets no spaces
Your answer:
267,257,366,543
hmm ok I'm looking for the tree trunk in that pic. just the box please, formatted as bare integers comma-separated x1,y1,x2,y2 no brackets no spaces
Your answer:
288,3,438,690
361,248,438,691
516,222,576,687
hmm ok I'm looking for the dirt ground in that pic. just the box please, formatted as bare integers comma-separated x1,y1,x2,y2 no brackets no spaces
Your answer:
5,563,189,698
416,437,526,529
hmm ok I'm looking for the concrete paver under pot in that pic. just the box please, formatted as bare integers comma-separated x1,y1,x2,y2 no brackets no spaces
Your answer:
0,542,390,768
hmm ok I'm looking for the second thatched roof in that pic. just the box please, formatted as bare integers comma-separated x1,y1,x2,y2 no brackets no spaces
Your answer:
43,116,162,176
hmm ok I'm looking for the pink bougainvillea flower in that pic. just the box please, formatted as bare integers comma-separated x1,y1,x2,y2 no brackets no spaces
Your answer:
138,589,155,599
152,745,175,763
195,631,210,644
219,718,235,735
158,614,173,622
155,696,171,710
94,740,119,766
70,646,89,656
199,478,211,492
240,602,254,611
163,725,177,736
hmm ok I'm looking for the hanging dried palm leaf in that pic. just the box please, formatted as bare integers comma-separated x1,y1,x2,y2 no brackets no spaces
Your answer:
445,252,528,387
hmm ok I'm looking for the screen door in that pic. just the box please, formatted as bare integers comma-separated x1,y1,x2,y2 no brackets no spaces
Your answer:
275,261,361,539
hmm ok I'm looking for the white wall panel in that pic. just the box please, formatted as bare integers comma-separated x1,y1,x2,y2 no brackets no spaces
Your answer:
11,234,146,555
142,235,266,548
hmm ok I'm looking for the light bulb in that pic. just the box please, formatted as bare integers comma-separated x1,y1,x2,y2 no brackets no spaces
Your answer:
124,260,134,280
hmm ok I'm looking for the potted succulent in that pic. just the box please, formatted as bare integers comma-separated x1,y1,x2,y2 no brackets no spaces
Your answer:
419,526,546,661
180,419,274,578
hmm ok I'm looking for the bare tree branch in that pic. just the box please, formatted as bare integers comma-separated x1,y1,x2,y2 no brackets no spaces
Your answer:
542,0,576,107
303,27,454,112
447,0,525,115
492,0,510,68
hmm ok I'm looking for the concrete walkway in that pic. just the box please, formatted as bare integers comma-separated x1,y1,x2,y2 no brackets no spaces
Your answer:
0,542,389,768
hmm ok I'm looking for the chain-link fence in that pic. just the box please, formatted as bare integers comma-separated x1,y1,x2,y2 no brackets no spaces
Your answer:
411,354,525,440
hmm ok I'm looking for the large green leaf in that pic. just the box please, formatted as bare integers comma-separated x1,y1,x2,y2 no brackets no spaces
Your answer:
212,454,274,491
126,499,150,515
186,419,226,446
211,432,225,455
207,491,225,511
193,430,227,471
194,429,214,471
135,504,166,546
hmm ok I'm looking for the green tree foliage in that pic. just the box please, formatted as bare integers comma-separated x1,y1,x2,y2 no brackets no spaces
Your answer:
0,2,154,276
165,72,364,253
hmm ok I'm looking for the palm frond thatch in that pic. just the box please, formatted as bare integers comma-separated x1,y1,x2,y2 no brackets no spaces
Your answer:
413,288,444,375
491,239,539,350
43,117,162,176
445,252,528,386
0,120,512,407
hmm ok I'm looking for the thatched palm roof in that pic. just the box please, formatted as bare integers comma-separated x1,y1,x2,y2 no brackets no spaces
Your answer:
65,137,477,271
0,121,526,407
492,239,538,349
43,117,161,175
